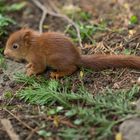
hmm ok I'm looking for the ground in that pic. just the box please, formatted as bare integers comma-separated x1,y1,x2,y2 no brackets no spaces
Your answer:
0,0,140,140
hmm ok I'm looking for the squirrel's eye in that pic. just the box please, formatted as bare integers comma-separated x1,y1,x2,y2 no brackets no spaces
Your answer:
12,44,18,49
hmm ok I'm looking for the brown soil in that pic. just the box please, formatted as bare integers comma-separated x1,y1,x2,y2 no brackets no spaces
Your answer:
0,0,140,139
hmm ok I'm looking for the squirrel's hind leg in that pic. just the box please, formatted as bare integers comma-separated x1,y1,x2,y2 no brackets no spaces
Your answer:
50,65,77,79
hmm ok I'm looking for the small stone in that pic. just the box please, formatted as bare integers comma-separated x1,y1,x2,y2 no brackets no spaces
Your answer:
119,118,140,140
3,75,10,82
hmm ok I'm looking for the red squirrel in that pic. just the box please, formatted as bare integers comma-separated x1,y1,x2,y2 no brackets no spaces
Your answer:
4,28,140,78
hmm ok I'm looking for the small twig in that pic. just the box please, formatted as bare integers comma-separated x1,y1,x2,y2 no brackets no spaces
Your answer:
4,108,40,140
134,43,140,55
127,34,140,43
25,127,39,140
1,119,20,140
31,0,83,48
4,108,33,131
31,0,47,33
39,10,47,33
130,70,140,74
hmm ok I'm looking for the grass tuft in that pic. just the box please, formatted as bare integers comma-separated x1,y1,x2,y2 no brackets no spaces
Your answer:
15,74,140,140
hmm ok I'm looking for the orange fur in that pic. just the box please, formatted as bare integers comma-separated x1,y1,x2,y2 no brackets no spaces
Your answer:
4,28,140,78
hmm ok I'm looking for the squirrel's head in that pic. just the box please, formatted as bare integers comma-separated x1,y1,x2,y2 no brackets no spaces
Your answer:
4,28,35,61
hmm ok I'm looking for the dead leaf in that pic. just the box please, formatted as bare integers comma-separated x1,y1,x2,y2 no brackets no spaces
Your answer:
129,30,136,37
43,25,49,29
115,132,123,140
62,5,81,15
80,71,84,78
53,116,59,127
123,3,129,9
84,44,94,49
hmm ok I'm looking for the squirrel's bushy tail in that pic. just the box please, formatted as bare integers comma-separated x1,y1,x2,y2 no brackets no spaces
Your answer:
80,55,140,70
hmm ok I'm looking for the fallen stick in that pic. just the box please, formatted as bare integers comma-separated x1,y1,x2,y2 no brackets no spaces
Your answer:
4,108,33,131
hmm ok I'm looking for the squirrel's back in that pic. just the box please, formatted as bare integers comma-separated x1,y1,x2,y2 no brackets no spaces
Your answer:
37,32,81,62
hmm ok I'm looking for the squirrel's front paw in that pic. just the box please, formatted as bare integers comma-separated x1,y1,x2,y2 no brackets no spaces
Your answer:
50,72,60,79
26,68,35,76
26,63,32,68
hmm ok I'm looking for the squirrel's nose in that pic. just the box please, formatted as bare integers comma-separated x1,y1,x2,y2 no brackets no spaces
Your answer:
4,50,9,57
4,50,7,55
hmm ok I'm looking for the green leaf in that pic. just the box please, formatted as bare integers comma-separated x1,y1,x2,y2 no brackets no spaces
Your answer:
65,110,77,117
0,14,15,25
0,14,15,35
56,106,64,112
130,15,138,24
74,119,82,125
48,109,56,115
37,130,52,137
6,2,26,11
79,11,92,21
123,49,131,55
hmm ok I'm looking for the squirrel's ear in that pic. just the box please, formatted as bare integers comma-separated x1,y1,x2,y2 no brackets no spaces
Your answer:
23,30,31,45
